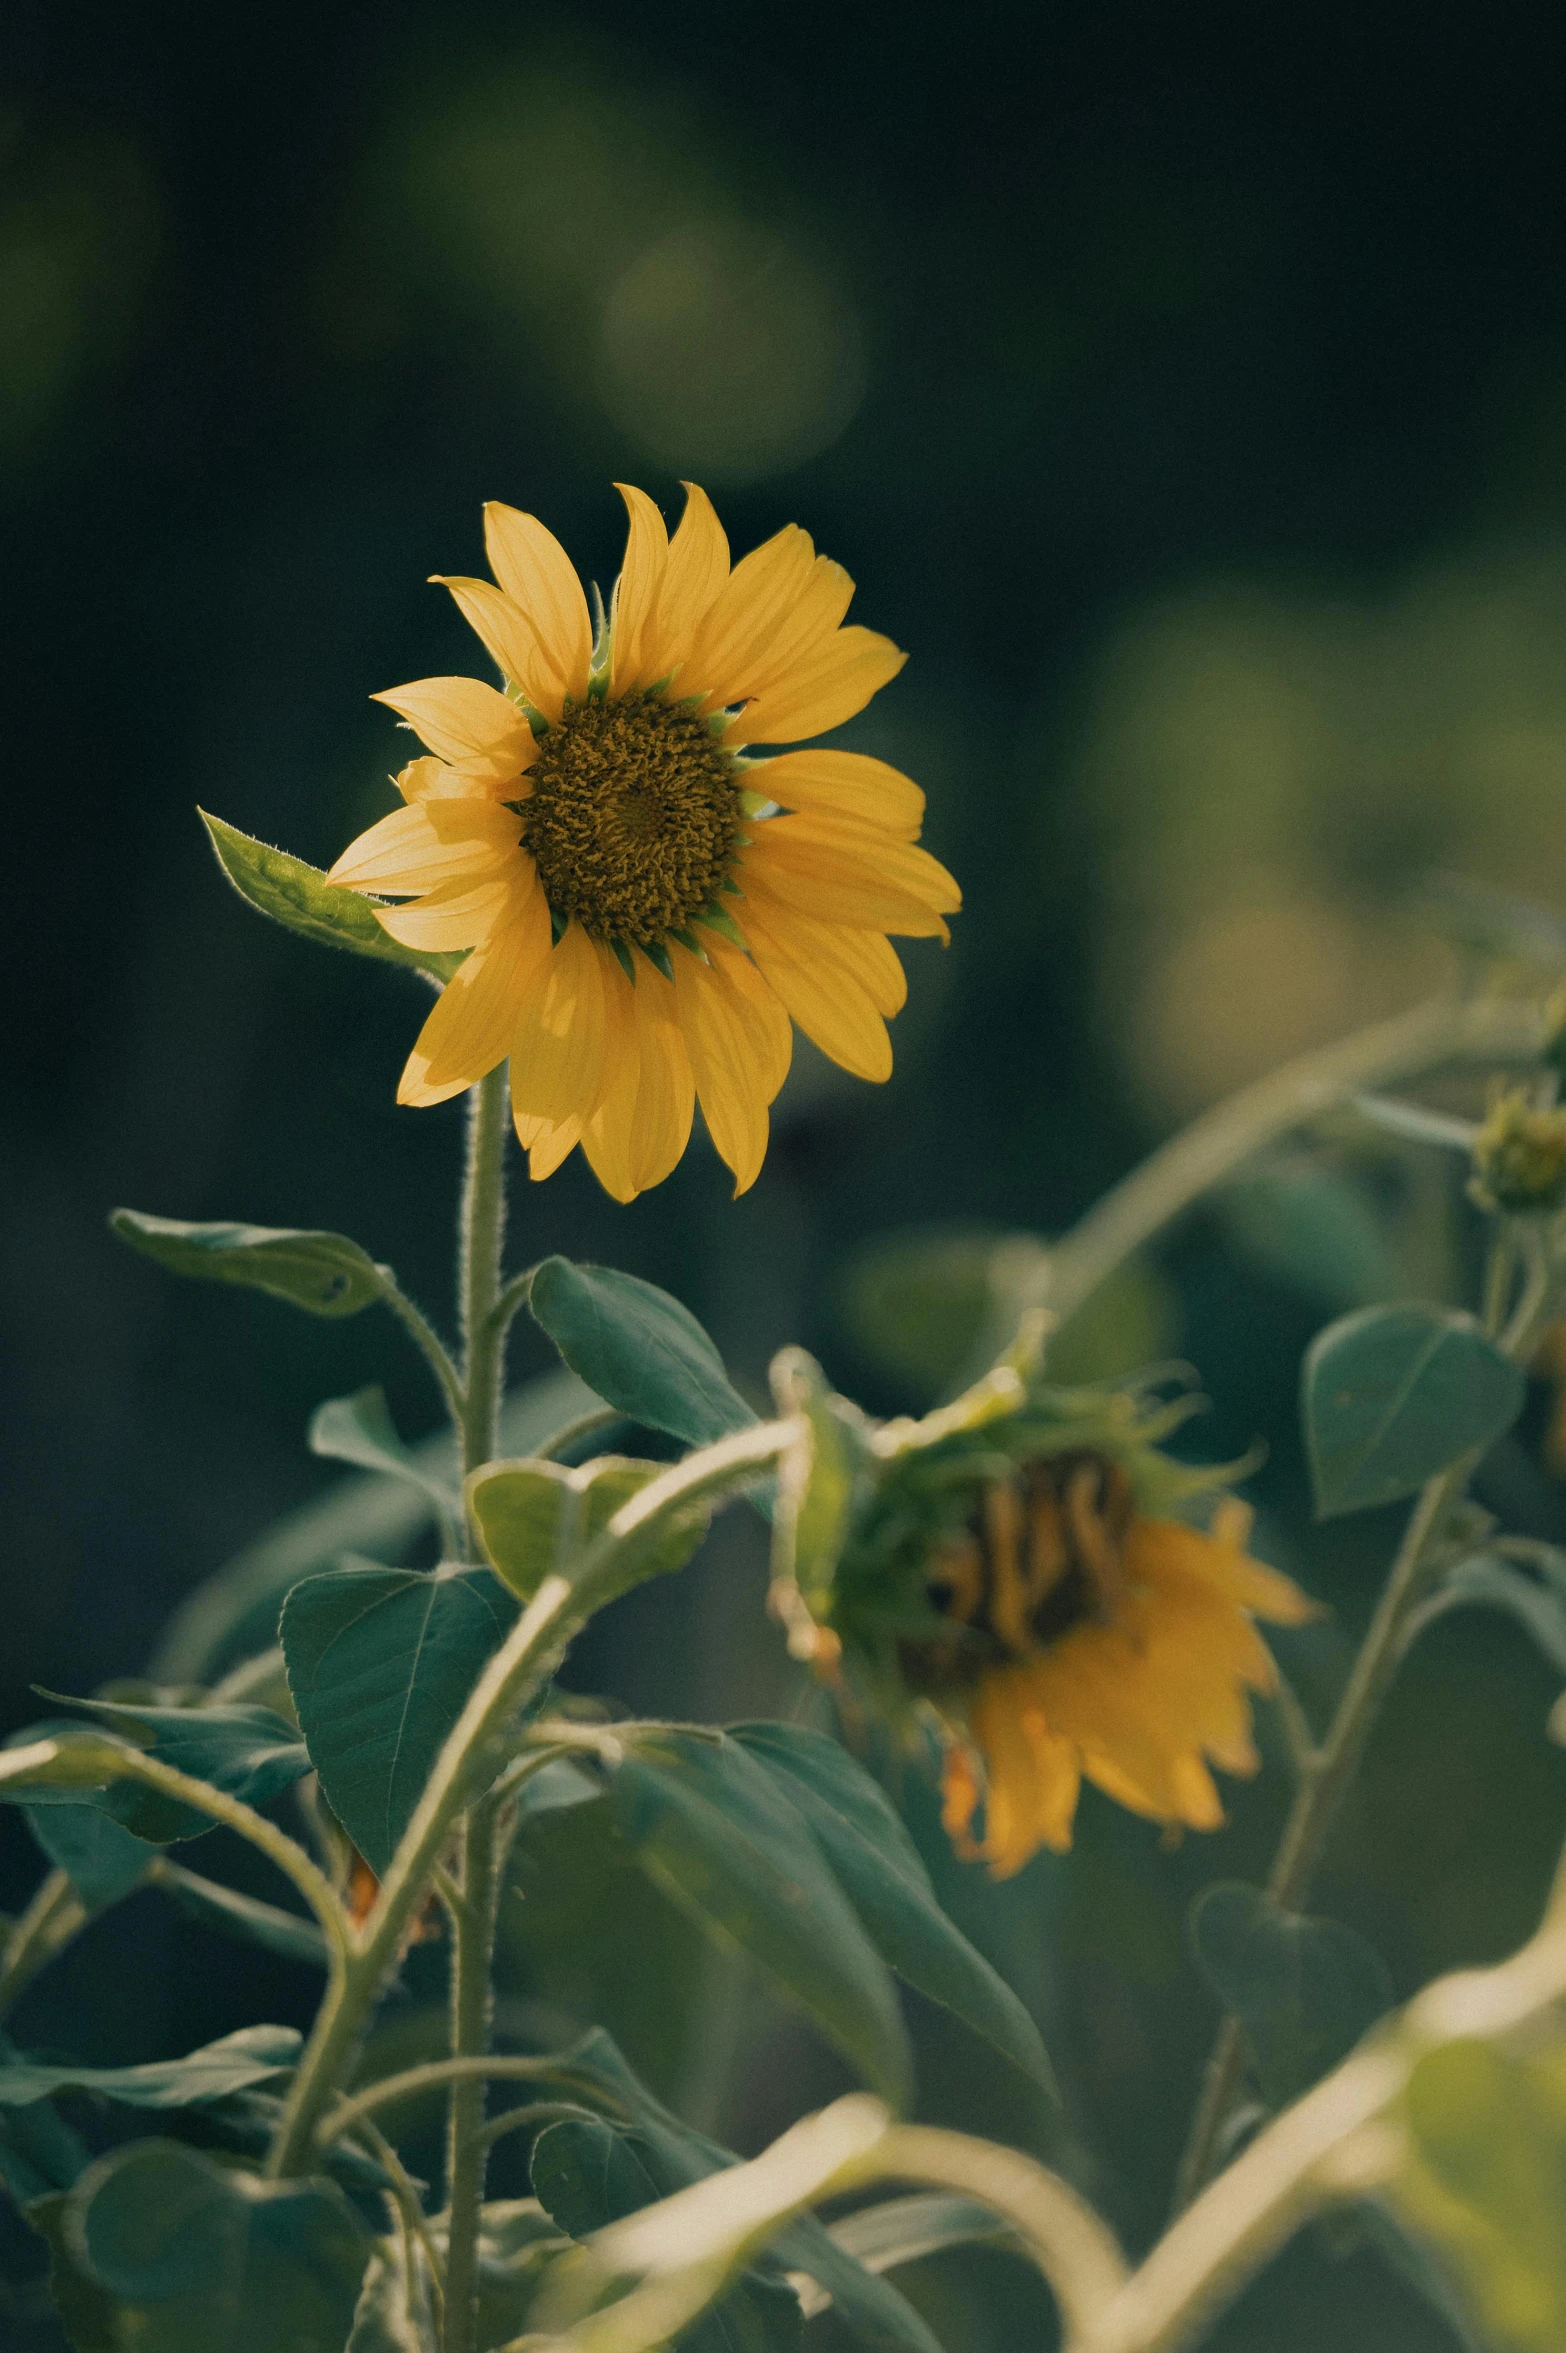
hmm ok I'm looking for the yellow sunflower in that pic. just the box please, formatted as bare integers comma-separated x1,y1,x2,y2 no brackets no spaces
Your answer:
924,1462,1316,1877
327,483,960,1201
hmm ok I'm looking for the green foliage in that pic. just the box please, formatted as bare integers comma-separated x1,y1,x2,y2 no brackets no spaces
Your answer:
20,1800,150,1908
1218,1156,1399,1309
468,1453,710,1605
528,1257,757,1445
14,1699,310,1843
1302,1301,1526,1518
607,1725,913,2108
1188,1883,1394,2108
281,1562,518,1873
61,2138,371,2352
1395,2038,1566,2353
727,1723,1053,2095
200,810,462,982
1403,1550,1566,1676
0,2024,301,2110
770,1348,873,1614
110,1208,389,1318
153,1863,330,1971
309,1388,461,1519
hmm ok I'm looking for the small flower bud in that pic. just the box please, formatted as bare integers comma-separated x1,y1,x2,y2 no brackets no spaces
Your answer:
1470,1089,1566,1214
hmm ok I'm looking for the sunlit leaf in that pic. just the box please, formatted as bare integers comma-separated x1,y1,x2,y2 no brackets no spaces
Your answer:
110,1209,388,1319
1302,1303,1525,1519
200,809,461,982
469,1454,710,1605
13,1700,311,1845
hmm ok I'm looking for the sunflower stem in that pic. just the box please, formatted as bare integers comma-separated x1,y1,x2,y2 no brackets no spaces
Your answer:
458,1065,511,1519
0,1869,87,2023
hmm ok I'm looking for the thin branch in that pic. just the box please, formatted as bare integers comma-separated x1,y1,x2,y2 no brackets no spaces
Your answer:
0,1870,87,2021
536,1406,622,1463
318,2054,563,2145
464,2098,603,2159
376,1278,465,1432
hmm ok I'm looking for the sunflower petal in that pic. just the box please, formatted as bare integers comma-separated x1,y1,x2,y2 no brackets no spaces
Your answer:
510,919,611,1130
371,676,537,783
374,873,515,950
737,889,891,1082
652,482,730,666
748,749,925,839
609,483,670,696
581,958,642,1203
725,625,907,746
628,967,695,1192
399,875,551,1102
435,576,552,710
683,524,817,709
671,947,775,1194
328,802,519,893
742,818,958,936
482,503,593,716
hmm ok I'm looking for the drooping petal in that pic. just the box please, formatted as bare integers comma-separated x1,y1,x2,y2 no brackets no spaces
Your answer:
699,937,794,1097
669,948,773,1195
328,801,520,894
434,576,552,711
725,625,907,747
609,484,670,696
736,887,891,1083
580,958,642,1204
732,896,907,1019
398,874,552,1103
1144,1514,1321,1627
371,676,537,783
651,482,730,669
627,966,696,1193
749,749,925,839
482,503,594,717
969,1669,1081,1874
741,816,959,937
681,524,817,709
522,1114,584,1182
395,756,472,804
509,917,610,1131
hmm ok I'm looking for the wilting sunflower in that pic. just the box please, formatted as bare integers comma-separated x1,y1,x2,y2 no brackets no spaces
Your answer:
771,1339,1316,1877
327,484,960,1201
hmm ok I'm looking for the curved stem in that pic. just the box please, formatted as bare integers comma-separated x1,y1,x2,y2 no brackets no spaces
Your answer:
355,2114,447,2315
379,1279,466,1434
464,2098,602,2159
1048,993,1539,1325
536,1406,621,1463
0,1870,87,2022
320,2054,564,2144
484,1265,540,1348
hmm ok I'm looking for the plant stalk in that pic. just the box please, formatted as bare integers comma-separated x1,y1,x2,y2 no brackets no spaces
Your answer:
458,1065,511,1511
441,1799,505,2353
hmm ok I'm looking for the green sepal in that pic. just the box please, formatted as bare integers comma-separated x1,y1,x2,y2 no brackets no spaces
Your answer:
199,809,461,982
695,901,747,949
639,938,675,981
609,937,638,983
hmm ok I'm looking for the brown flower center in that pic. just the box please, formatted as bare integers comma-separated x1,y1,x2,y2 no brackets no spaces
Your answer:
520,694,741,945
902,1451,1136,1690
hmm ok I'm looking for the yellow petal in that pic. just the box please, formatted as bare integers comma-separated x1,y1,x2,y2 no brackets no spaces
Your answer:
399,876,551,1102
328,802,519,893
482,503,593,716
434,576,552,711
524,1114,583,1182
394,756,474,803
650,482,730,669
671,948,776,1195
627,968,695,1193
581,960,642,1203
748,749,925,840
700,937,793,1096
609,483,670,696
970,1670,1081,1872
374,873,515,951
735,897,907,1018
509,919,609,1129
682,524,817,708
736,889,891,1083
741,818,957,937
371,676,536,782
1137,1517,1320,1627
725,626,907,746
738,556,855,702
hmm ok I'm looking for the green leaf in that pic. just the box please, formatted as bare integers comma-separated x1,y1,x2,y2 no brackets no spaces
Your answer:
0,2025,301,2110
728,1723,1053,2096
200,808,462,982
110,1208,388,1319
281,1561,518,1873
469,1453,711,1605
1302,1302,1526,1519
1189,1882,1394,2108
610,1727,912,2109
822,2192,1015,2277
768,1353,873,1613
531,2119,802,2353
21,1799,151,1907
67,2138,371,2353
528,1258,757,1447
1397,2039,1566,2353
152,1863,329,1971
0,2058,90,2200
1403,1555,1566,1675
26,2191,120,2353
150,1367,597,1685
309,1387,460,1518
19,1699,311,1845
1219,1156,1399,1309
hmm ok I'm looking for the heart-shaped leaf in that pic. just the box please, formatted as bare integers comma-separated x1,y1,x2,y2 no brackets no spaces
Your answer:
309,1387,460,1518
1189,1881,1394,2107
201,809,461,982
528,1259,756,1447
1302,1303,1525,1519
111,1210,388,1319
281,1562,518,1873
468,1454,711,1604
609,1727,911,2109
730,1723,1053,2096
67,2139,370,2353
21,1797,152,1907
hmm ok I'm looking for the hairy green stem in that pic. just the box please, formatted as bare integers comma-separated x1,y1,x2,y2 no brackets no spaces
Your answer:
442,1800,505,2353
459,1066,511,1506
0,1870,86,2022
320,2054,567,2144
378,1279,466,1433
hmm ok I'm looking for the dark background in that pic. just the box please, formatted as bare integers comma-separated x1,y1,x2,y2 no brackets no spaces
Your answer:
8,4,1566,2345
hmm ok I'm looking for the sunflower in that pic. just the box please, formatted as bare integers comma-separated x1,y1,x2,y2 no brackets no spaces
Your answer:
327,483,960,1201
771,1344,1316,1878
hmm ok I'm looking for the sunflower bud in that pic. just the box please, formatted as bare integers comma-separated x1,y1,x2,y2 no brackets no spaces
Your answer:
1470,1089,1566,1215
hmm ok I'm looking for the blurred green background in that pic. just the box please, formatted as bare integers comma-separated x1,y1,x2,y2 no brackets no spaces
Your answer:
8,3,1566,2345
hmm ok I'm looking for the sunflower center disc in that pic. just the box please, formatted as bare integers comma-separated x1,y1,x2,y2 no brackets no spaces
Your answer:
520,695,741,945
